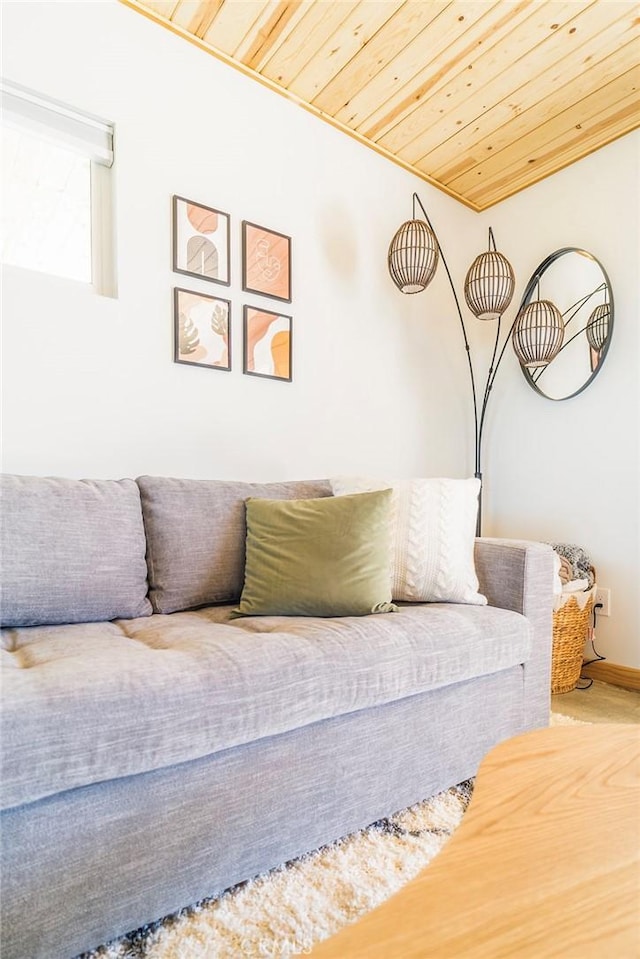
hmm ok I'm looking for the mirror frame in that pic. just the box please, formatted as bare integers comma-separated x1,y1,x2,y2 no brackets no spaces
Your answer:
517,247,614,402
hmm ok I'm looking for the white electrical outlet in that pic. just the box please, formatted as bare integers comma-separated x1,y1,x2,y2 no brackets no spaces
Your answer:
595,587,611,617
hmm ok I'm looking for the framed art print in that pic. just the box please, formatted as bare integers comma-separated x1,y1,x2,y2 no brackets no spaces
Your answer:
243,305,292,382
174,288,231,371
173,195,230,286
242,220,291,302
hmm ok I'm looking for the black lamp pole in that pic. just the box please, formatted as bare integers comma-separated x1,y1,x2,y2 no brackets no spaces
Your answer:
395,194,524,536
389,200,611,533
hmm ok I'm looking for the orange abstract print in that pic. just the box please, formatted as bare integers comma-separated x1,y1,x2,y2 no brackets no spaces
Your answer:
270,331,290,379
244,224,290,301
186,203,218,234
174,196,229,285
245,307,291,381
176,289,230,371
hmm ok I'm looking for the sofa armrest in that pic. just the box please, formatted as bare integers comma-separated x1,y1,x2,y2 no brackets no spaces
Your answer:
474,538,555,729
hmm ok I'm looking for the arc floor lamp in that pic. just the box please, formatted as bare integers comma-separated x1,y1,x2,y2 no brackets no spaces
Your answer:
388,193,564,536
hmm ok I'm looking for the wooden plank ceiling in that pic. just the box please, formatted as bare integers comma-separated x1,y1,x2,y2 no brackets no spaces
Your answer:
121,0,640,210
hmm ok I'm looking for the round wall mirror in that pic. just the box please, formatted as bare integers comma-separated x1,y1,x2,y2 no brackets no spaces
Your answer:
516,248,614,401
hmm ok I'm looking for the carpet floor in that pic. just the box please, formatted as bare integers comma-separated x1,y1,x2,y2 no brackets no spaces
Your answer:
81,714,581,959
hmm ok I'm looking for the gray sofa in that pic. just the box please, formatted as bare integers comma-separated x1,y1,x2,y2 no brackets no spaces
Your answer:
0,473,554,959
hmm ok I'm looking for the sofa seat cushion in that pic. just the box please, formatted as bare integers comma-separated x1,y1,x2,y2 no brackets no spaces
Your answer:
1,603,531,809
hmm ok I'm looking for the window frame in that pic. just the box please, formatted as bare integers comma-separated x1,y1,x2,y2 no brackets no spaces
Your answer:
1,78,116,297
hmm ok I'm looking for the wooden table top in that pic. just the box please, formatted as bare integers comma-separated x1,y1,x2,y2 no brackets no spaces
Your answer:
310,724,640,958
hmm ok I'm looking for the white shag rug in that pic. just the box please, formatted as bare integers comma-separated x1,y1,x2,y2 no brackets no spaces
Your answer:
80,713,582,959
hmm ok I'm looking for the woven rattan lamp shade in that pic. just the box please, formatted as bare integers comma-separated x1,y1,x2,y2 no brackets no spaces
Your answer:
464,250,515,320
388,219,439,294
512,299,564,369
586,303,610,351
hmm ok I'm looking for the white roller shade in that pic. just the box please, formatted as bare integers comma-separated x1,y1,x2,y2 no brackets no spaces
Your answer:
1,79,114,167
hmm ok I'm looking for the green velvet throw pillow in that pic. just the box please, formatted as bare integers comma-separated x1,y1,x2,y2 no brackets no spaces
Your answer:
234,489,398,618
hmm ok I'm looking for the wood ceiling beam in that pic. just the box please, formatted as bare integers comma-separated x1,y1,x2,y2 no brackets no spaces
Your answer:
119,0,640,211
425,24,640,180
381,0,601,162
465,93,640,207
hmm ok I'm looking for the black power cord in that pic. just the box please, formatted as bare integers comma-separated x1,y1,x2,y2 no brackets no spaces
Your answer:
576,601,606,690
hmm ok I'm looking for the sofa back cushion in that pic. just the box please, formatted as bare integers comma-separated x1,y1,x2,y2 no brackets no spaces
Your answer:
0,474,152,627
331,476,486,605
136,476,332,614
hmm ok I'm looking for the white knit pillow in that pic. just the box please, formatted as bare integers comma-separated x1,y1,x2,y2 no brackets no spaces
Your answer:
330,477,486,605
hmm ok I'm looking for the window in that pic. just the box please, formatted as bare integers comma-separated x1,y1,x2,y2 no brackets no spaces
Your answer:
0,79,115,295
2,126,92,283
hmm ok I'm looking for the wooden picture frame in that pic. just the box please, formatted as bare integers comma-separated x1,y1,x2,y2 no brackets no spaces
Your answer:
174,287,231,371
242,220,291,302
173,195,230,286
243,305,292,382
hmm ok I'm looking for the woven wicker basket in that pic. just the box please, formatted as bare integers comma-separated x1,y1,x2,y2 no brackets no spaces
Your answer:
551,584,595,694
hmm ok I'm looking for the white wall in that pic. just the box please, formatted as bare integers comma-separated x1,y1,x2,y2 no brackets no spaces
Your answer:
1,0,472,486
2,2,638,668
473,132,640,670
